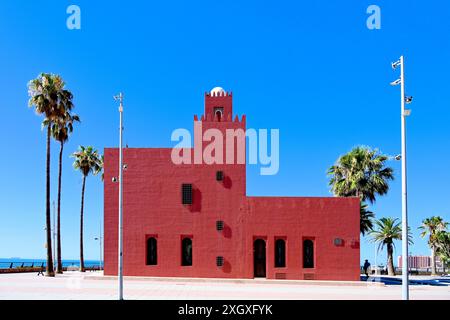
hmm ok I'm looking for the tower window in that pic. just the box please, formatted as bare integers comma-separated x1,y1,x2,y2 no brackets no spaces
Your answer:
303,239,314,268
216,220,224,231
216,256,224,267
181,237,193,266
181,184,193,205
213,107,223,122
146,237,157,265
216,171,224,181
275,239,286,268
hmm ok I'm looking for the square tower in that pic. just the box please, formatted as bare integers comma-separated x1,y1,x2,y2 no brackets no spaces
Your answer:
204,87,233,122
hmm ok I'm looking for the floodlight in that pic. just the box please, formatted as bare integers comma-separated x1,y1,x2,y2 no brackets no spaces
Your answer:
392,60,401,70
390,79,401,86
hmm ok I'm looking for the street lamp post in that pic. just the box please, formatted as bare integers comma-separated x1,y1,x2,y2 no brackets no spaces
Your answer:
94,223,103,271
374,244,377,276
94,236,102,269
391,55,412,300
100,223,103,270
114,92,124,300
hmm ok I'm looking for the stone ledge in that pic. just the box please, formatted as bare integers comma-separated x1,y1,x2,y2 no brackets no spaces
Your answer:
86,275,385,287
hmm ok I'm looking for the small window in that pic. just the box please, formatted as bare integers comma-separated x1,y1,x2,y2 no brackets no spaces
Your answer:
213,107,224,122
216,256,224,267
146,237,157,265
216,171,224,181
275,239,286,268
303,239,314,268
181,237,192,266
216,220,224,231
181,184,193,205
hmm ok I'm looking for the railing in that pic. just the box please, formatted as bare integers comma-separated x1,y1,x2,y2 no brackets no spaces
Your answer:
0,261,103,271
0,262,46,269
360,265,448,276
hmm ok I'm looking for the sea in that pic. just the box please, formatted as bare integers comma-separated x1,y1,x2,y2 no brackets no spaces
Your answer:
0,258,101,269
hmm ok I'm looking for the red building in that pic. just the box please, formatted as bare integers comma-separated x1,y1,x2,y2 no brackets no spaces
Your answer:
104,87,360,281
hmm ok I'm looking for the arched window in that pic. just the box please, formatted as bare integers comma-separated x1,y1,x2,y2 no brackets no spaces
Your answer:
275,239,286,268
213,107,223,122
303,239,314,268
146,237,157,265
215,110,222,122
181,237,192,266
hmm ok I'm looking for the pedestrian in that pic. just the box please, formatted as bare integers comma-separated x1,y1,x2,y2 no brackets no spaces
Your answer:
363,259,371,278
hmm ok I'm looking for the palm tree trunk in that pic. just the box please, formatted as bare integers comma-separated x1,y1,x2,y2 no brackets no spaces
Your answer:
56,141,64,274
79,175,86,272
387,244,395,276
431,247,437,275
45,126,55,277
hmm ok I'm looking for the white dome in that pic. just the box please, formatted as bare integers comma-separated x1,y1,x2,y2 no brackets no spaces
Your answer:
210,87,225,95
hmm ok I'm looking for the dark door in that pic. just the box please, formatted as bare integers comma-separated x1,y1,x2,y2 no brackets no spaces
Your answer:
253,239,266,278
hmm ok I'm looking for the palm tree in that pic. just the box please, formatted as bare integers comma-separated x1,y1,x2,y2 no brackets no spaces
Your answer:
72,146,103,272
28,73,74,277
419,216,448,275
44,112,80,273
370,217,413,276
435,231,450,273
360,202,374,236
328,146,394,235
328,146,394,203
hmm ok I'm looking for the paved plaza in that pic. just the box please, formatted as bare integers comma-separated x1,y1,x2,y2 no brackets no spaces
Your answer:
0,271,449,300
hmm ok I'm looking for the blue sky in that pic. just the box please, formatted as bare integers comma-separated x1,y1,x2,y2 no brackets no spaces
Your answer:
0,0,449,267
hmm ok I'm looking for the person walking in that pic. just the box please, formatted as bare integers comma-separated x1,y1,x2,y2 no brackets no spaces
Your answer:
363,259,371,278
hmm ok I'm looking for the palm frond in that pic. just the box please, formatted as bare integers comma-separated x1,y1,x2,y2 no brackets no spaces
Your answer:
327,146,394,204
71,145,103,178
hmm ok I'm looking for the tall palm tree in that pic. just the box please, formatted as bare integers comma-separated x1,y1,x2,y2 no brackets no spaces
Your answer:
360,202,374,236
28,73,74,277
44,112,80,273
72,146,103,272
328,146,394,203
370,217,413,276
419,216,448,275
328,146,394,234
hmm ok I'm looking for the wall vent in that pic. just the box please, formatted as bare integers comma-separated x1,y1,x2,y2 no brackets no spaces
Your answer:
216,220,224,231
303,273,315,280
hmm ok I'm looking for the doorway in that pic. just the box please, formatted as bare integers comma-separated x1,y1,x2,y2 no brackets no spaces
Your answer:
253,239,266,278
